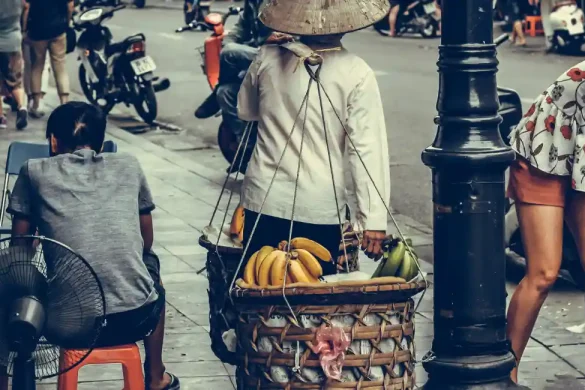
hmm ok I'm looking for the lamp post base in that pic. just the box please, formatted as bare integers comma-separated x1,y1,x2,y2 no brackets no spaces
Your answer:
422,353,530,390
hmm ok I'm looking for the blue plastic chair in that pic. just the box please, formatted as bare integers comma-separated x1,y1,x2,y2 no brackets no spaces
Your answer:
0,142,50,232
0,140,119,233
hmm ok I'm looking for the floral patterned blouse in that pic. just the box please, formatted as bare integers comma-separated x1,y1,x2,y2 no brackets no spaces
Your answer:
510,61,585,191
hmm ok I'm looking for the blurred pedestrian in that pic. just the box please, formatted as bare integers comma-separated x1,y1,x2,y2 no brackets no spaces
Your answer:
388,0,407,37
22,40,50,109
503,0,527,46
0,0,28,130
22,0,74,118
435,0,441,36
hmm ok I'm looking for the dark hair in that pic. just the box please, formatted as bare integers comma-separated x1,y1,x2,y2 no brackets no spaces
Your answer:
46,101,107,153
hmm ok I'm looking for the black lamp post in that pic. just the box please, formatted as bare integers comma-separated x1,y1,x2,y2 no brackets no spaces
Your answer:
421,0,529,388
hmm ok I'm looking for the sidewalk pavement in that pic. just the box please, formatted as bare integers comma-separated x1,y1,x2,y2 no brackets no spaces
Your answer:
1,95,584,389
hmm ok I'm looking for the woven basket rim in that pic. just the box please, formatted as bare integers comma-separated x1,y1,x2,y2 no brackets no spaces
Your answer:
232,280,426,300
198,234,243,255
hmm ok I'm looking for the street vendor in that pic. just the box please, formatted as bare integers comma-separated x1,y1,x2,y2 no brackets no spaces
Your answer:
237,0,391,275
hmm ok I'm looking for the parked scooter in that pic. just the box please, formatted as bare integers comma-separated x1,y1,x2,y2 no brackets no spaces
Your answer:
549,0,585,53
74,5,170,123
494,34,585,287
176,7,256,173
373,0,440,38
183,0,212,27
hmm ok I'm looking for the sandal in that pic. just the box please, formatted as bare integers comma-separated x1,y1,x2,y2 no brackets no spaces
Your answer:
162,373,180,390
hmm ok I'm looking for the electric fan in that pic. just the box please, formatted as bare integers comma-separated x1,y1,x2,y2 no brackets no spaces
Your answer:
0,235,106,390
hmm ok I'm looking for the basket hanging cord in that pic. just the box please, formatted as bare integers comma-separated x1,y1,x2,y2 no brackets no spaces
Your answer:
210,121,256,271
303,65,428,312
207,120,255,230
313,72,350,274
228,77,316,299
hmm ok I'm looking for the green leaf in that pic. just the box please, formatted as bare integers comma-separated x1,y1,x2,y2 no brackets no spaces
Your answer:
532,143,544,156
564,101,577,110
559,154,572,160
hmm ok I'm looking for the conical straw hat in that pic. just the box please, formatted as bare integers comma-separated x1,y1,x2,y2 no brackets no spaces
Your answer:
259,0,390,36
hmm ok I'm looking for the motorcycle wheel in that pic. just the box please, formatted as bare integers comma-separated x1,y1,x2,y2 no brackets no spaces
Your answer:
79,64,115,114
420,18,438,38
132,80,158,124
134,0,145,8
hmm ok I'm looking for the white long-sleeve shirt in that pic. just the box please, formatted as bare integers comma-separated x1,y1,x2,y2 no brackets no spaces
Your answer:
237,44,390,231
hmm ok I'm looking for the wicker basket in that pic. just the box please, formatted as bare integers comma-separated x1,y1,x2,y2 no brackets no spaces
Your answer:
233,280,426,389
198,235,242,365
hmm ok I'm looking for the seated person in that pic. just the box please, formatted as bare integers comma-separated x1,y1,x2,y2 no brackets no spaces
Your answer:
3,102,179,390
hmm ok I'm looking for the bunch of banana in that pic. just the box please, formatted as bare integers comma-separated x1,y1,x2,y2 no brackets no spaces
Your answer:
372,237,419,282
229,205,245,245
242,240,326,288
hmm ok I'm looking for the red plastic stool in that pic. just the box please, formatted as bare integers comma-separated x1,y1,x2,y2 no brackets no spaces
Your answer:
57,344,144,390
525,15,544,37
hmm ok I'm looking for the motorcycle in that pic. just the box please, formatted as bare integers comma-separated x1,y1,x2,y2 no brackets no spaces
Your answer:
549,0,585,53
493,34,585,288
74,5,170,123
176,7,256,174
373,0,440,38
183,0,212,27
79,0,145,10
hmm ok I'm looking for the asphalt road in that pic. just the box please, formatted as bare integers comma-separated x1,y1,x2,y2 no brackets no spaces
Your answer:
65,2,585,228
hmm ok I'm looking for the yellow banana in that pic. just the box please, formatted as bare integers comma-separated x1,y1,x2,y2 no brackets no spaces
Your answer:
236,278,255,289
291,237,332,262
269,251,288,287
286,273,294,285
229,205,245,242
243,250,259,285
255,246,275,281
288,260,311,283
293,249,322,278
258,250,285,287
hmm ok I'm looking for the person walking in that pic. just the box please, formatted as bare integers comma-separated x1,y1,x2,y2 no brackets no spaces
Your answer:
238,0,391,274
0,0,28,130
506,62,585,383
503,0,527,46
21,0,73,118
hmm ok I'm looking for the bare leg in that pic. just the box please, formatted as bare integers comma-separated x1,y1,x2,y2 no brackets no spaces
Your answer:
389,5,400,36
143,287,172,390
513,20,526,45
506,203,564,383
565,192,585,281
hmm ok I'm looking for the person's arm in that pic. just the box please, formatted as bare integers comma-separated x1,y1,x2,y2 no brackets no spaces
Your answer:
8,163,37,244
21,0,30,36
67,0,74,23
237,47,263,122
346,69,391,260
223,12,250,45
138,164,155,252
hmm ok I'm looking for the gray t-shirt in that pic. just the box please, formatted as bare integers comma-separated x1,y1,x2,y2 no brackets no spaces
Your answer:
0,0,22,52
7,149,158,314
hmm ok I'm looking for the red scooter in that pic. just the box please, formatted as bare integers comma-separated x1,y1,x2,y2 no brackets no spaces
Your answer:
176,7,255,174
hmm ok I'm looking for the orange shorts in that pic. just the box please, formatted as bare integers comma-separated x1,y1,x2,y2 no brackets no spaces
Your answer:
507,157,570,207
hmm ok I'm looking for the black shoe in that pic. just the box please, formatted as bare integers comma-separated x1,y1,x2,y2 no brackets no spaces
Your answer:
16,108,28,130
195,90,220,119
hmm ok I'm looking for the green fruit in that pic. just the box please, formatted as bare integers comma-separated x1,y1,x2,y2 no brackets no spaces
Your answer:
381,241,405,277
397,249,414,280
372,256,387,278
